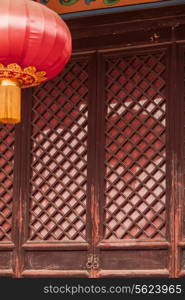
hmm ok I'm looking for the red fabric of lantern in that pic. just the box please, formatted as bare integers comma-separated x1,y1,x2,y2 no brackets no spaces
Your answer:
0,0,72,80
0,0,72,123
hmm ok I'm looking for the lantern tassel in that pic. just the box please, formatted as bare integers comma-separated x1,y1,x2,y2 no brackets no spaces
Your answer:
0,79,21,124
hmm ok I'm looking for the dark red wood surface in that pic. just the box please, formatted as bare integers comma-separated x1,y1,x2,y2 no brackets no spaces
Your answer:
1,3,185,278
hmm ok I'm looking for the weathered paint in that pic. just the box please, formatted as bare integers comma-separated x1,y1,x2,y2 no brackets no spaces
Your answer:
36,0,164,14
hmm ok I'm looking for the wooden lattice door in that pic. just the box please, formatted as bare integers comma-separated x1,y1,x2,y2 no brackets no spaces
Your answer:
0,41,185,277
94,47,171,278
21,54,96,277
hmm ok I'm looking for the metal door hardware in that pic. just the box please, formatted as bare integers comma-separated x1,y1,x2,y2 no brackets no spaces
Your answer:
86,254,99,270
86,254,94,269
93,254,99,270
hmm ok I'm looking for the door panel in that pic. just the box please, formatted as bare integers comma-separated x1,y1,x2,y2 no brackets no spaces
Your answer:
0,125,15,242
29,61,89,243
103,50,167,241
20,54,96,277
96,47,173,277
176,44,185,278
0,124,16,276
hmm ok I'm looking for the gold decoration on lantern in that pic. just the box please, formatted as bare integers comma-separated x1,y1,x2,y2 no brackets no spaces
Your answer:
0,63,47,88
0,63,47,124
0,79,21,124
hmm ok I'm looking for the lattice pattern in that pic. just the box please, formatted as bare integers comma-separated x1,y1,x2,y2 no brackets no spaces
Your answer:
104,52,166,240
29,61,88,241
0,125,15,241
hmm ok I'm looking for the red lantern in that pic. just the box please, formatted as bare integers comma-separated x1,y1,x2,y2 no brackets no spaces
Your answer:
0,0,72,124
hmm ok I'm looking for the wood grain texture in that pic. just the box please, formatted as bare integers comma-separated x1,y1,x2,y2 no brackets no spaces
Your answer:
0,251,13,269
1,3,185,277
24,250,87,270
98,269,169,277
22,270,89,277
100,249,168,270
